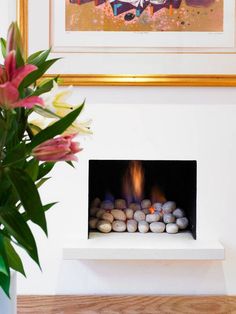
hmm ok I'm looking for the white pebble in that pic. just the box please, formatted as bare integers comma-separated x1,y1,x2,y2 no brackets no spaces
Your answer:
112,220,126,232
176,217,189,230
111,209,126,221
146,213,160,223
141,199,151,209
127,220,138,233
114,199,126,209
96,208,106,219
89,217,98,229
129,203,141,211
101,212,114,224
97,220,112,233
138,221,149,233
101,200,114,210
173,208,185,218
152,203,162,212
162,201,176,214
166,223,179,234
163,214,176,224
150,222,166,233
125,208,134,219
134,210,146,222
142,208,150,215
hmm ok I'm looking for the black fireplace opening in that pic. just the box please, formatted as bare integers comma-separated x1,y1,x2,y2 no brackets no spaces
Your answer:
89,160,197,239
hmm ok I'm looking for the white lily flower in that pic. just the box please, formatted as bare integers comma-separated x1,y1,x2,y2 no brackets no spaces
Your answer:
64,119,93,135
33,82,92,135
36,82,74,118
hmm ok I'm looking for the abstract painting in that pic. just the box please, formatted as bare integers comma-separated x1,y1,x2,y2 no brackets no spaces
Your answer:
66,0,224,32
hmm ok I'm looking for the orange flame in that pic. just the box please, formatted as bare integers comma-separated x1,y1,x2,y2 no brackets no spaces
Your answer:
149,207,155,214
130,161,144,200
123,161,144,202
151,185,167,204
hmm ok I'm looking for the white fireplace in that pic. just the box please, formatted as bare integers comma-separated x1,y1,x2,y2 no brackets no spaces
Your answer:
61,87,226,262
17,86,236,295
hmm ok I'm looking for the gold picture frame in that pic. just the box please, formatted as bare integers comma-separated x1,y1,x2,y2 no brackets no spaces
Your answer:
17,0,236,87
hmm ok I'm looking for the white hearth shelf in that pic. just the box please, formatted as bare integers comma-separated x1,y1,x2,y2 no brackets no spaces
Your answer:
63,232,224,261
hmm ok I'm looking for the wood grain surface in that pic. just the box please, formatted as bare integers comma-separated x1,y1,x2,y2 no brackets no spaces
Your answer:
17,295,236,314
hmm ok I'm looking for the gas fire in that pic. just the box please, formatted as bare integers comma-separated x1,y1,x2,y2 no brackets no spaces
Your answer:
151,185,167,205
123,160,144,202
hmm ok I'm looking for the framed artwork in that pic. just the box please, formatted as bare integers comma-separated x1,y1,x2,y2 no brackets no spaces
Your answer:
17,0,236,86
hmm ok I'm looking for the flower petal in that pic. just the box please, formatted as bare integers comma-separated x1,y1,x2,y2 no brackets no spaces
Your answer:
53,86,73,104
58,154,78,162
4,51,16,81
0,82,19,107
63,120,93,135
11,64,37,88
70,141,83,154
12,96,44,109
0,65,4,78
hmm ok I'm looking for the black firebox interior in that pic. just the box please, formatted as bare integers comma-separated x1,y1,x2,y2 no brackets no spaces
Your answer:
89,160,197,239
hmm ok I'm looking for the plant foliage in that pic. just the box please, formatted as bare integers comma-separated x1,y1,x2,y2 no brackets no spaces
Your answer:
0,22,87,296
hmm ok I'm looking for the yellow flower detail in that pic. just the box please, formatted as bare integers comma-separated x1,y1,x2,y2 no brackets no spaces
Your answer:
63,119,93,135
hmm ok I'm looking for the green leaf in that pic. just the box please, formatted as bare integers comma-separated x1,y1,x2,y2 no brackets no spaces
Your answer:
0,256,8,276
28,123,42,135
43,202,57,212
27,50,44,64
25,158,39,181
0,117,6,142
19,58,60,90
0,206,40,267
3,237,26,277
3,143,26,167
22,202,57,222
28,102,85,150
36,177,50,189
0,38,6,58
28,49,51,67
37,162,55,180
6,168,47,235
34,105,59,119
0,176,12,205
0,117,6,129
66,161,75,168
16,47,25,67
0,234,9,277
0,273,10,298
32,78,56,97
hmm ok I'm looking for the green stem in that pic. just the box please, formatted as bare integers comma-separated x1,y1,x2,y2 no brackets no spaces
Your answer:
26,125,34,140
0,111,11,162
0,112,10,181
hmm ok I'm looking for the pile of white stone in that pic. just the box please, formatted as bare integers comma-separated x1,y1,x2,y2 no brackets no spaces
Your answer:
89,198,189,234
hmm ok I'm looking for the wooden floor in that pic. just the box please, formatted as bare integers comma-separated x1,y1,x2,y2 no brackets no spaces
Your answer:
17,296,236,314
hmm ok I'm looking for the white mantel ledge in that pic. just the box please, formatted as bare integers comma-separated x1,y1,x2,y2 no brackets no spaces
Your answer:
63,232,224,261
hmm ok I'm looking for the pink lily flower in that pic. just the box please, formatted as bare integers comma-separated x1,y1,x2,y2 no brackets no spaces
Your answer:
32,134,83,162
0,51,44,109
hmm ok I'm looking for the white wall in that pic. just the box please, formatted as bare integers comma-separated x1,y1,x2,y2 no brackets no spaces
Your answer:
17,87,236,295
2,1,236,296
0,0,15,38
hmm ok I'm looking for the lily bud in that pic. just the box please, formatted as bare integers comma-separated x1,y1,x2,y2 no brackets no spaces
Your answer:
7,22,24,56
32,134,83,162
